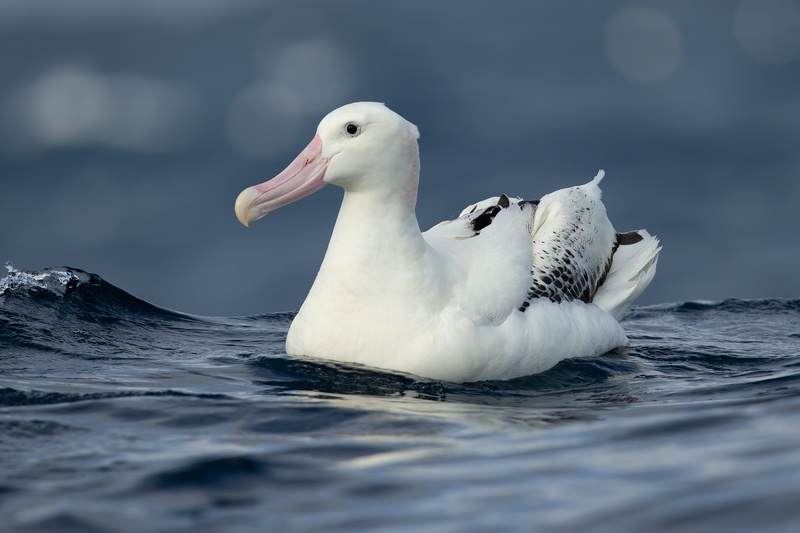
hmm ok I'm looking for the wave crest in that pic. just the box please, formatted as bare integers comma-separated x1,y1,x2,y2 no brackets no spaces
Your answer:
0,262,81,297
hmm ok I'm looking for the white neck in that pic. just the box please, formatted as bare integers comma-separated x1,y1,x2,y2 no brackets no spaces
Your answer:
293,157,457,340
315,187,429,299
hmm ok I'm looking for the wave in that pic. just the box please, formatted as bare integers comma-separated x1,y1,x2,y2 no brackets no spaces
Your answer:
0,263,290,360
1,262,197,320
622,297,800,320
2,264,798,401
0,386,229,408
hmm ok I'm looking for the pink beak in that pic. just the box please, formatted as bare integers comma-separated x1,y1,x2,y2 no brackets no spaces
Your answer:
235,134,329,226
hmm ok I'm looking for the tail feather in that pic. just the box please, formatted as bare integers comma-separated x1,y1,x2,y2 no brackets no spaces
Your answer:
593,230,661,321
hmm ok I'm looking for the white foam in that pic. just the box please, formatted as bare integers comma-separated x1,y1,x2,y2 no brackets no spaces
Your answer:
0,263,76,295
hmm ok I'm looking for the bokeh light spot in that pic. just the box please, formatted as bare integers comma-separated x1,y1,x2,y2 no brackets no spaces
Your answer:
604,6,683,83
3,64,202,155
734,0,800,66
255,39,356,114
272,40,356,113
224,82,303,159
28,66,112,144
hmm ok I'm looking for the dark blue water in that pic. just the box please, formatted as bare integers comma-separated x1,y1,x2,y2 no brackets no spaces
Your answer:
2,264,800,532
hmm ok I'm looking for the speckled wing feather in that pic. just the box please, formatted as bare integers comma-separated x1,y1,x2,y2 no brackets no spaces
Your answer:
424,171,657,321
520,171,618,311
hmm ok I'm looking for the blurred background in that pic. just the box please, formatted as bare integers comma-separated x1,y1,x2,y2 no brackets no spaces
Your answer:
1,0,798,316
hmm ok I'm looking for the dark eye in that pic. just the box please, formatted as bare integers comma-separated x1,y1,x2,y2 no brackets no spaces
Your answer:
345,123,360,136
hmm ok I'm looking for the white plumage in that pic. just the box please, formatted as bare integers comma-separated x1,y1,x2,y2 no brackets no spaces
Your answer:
235,102,661,382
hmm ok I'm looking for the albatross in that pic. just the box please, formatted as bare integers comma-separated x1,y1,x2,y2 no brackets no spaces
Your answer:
235,102,660,382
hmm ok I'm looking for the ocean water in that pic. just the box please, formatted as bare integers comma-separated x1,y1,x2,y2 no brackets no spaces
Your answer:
1,264,800,533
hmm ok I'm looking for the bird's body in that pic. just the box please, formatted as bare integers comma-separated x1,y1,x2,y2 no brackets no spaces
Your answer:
235,102,660,382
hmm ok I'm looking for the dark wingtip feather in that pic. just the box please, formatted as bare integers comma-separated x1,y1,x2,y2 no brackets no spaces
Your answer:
470,195,513,232
617,231,644,245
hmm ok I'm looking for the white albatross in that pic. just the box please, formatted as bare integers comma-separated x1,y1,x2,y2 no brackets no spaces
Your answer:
235,102,660,382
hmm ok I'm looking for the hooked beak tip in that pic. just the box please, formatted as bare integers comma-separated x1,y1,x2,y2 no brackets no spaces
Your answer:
234,186,262,227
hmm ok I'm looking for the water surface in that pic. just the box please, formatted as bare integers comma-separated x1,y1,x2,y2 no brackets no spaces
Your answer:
1,265,799,532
